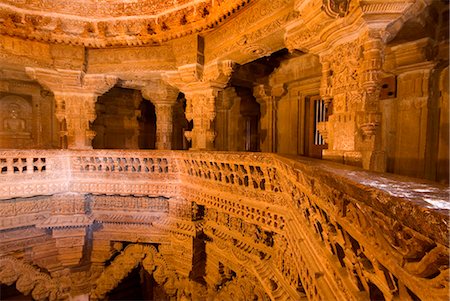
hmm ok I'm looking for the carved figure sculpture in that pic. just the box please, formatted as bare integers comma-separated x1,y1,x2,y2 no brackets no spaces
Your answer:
3,104,26,132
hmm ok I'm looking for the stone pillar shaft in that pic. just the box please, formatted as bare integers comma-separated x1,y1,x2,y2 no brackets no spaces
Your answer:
253,85,284,153
142,81,179,150
155,103,174,150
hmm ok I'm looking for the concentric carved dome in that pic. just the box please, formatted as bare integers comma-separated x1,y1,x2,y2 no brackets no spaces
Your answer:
0,0,251,47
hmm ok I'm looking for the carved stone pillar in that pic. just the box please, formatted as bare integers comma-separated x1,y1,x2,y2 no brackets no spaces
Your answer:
53,93,99,149
26,68,117,149
184,89,218,150
358,34,387,171
285,0,428,172
253,84,286,153
164,61,235,150
316,32,387,171
142,81,179,150
155,103,176,150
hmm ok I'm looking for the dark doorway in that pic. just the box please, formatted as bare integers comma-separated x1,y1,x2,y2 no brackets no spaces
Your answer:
107,265,169,301
0,284,32,300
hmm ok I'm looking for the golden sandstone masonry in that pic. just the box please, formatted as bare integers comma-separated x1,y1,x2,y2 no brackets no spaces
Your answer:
0,0,448,300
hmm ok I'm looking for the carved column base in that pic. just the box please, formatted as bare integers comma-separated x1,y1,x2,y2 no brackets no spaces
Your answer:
362,150,386,172
322,150,362,167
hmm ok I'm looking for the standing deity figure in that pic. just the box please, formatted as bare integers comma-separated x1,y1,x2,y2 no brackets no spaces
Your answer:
3,104,26,132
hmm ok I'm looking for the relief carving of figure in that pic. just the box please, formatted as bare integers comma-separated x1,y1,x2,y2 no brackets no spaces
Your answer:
3,104,26,132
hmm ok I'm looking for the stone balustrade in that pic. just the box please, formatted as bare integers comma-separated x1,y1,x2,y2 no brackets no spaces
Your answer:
0,149,448,301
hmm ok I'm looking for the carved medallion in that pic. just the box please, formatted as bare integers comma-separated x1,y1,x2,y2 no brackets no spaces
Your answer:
322,0,350,18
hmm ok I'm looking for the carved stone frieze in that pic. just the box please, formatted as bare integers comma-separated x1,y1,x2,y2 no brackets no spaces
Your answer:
0,0,252,47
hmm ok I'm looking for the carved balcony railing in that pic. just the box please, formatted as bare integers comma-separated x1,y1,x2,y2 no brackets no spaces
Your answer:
0,149,448,301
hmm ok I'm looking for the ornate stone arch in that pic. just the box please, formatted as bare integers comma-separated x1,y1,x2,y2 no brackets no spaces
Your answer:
214,274,271,301
0,256,67,301
90,243,186,300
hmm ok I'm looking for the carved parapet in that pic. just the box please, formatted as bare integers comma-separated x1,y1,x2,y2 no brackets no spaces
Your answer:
0,150,447,300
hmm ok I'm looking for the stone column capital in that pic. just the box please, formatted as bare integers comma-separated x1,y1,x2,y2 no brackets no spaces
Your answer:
253,84,272,102
253,84,286,104
163,61,235,151
25,68,117,150
141,80,179,105
25,68,117,95
163,60,235,93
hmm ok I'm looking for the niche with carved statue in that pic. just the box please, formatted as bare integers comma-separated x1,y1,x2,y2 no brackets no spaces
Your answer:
0,94,33,148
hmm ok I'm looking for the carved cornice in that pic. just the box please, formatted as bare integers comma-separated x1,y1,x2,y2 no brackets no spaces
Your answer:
285,0,429,55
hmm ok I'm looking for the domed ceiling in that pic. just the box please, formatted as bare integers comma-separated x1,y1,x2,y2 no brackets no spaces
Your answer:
0,0,251,47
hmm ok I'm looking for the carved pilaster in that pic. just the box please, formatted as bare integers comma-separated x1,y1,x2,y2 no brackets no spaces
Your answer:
52,228,87,267
390,38,439,179
285,0,434,170
316,33,387,171
25,68,117,149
